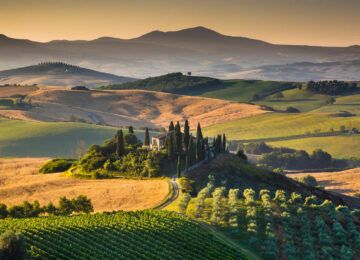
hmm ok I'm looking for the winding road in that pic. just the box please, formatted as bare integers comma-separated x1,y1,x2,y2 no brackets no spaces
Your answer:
155,175,180,210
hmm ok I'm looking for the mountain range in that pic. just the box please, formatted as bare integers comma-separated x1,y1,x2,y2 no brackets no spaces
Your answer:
1,26,360,81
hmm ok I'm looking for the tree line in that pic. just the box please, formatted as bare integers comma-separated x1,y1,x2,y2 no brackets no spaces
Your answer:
307,80,358,95
0,195,93,219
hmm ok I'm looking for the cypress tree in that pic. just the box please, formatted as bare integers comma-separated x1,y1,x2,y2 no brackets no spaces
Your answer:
177,155,181,178
144,127,150,146
188,135,194,166
116,129,125,157
166,134,174,160
183,120,190,151
222,134,226,152
196,137,201,162
174,121,182,154
128,126,134,134
196,122,203,140
169,121,175,132
185,154,189,173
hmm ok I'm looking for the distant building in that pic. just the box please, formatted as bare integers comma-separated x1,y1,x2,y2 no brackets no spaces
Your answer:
151,131,174,151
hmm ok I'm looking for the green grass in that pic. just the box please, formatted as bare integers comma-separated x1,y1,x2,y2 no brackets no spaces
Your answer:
195,79,296,102
0,118,153,158
268,135,360,159
202,112,360,141
0,210,246,259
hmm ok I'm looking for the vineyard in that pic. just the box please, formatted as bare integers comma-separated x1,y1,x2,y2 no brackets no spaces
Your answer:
0,210,247,259
179,171,360,259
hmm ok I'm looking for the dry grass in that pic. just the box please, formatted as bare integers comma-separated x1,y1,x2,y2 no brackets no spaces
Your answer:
0,86,38,97
0,158,169,212
0,86,267,128
287,168,360,196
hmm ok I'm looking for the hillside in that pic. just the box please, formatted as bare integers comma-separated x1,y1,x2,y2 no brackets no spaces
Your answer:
100,72,221,94
1,27,360,80
0,86,267,129
0,62,135,87
0,210,246,259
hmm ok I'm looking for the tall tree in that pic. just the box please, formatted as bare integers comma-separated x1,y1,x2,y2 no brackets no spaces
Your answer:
128,126,134,134
196,122,203,140
177,155,181,178
116,129,125,157
183,120,190,151
169,121,175,132
144,127,150,146
185,154,189,173
196,137,201,162
222,134,226,152
188,135,194,166
166,134,175,160
174,121,182,154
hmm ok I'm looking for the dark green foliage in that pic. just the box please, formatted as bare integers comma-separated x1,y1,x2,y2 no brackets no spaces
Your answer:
144,127,150,146
39,158,77,173
294,175,318,187
168,121,174,132
0,231,26,260
116,129,125,157
174,121,182,154
244,142,295,155
124,133,140,146
177,156,181,178
196,122,203,141
166,134,175,160
100,72,221,94
8,206,24,218
310,149,332,169
183,120,190,151
307,80,358,95
188,135,194,166
0,204,7,219
285,106,300,113
46,202,57,216
222,134,226,152
236,150,247,160
128,126,134,134
71,195,94,214
58,197,74,216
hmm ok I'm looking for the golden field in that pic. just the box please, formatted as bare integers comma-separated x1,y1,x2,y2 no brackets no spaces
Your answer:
0,158,169,212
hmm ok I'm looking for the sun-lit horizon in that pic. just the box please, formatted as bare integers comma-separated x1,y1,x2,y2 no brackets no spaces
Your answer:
1,0,360,47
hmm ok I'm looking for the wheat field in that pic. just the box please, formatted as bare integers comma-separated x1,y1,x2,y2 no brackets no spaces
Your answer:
0,158,169,212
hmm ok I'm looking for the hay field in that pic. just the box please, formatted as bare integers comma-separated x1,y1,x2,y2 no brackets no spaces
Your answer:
0,158,169,212
287,168,360,196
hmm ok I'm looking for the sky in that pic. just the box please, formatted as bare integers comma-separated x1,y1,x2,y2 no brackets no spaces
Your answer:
1,0,359,46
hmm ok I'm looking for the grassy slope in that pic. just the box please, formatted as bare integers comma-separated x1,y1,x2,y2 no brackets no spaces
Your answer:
0,118,151,157
268,135,360,159
195,79,295,102
202,112,360,141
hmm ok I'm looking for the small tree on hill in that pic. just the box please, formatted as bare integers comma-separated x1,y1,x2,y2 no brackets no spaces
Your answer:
71,195,94,214
116,129,125,157
144,127,150,146
58,197,74,215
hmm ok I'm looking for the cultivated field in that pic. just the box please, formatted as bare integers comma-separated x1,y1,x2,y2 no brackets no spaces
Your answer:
0,86,268,128
202,112,360,141
287,168,360,196
268,135,360,159
0,158,169,211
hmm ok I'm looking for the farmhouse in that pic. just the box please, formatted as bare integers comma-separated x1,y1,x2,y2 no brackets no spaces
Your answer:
151,131,174,150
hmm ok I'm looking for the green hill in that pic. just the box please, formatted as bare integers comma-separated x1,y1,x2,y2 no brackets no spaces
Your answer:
0,119,153,158
0,210,247,259
100,72,221,94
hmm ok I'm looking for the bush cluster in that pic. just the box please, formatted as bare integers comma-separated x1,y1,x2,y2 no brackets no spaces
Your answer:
39,158,77,173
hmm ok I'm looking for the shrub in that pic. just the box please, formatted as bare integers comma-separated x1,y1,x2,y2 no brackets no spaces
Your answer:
39,158,77,173
0,204,7,219
0,231,26,260
285,107,300,113
236,150,247,160
295,175,318,187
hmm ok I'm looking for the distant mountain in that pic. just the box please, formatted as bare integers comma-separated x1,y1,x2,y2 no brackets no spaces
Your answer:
236,60,360,81
1,27,360,80
0,62,136,87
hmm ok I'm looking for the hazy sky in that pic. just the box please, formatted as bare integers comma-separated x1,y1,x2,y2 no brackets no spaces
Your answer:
1,0,359,46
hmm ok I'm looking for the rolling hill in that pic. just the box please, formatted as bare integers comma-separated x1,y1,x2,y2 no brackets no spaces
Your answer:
1,27,360,80
0,86,267,129
0,62,135,87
